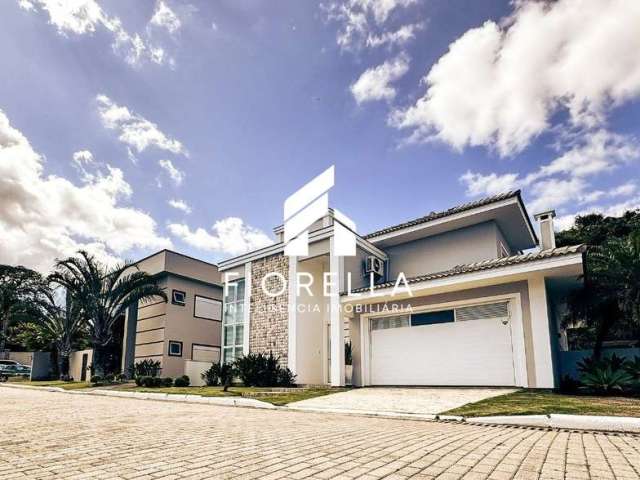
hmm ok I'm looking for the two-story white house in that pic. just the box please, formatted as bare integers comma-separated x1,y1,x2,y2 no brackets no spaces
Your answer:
218,191,584,389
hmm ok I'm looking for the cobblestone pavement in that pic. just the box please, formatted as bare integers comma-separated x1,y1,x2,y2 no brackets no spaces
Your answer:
2,387,640,480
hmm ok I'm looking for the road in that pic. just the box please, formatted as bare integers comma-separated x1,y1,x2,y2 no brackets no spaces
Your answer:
1,387,639,479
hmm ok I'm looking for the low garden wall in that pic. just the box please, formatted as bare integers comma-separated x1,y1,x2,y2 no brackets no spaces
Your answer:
558,347,640,380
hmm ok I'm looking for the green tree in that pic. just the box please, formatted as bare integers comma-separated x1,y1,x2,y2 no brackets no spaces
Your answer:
556,211,640,248
0,265,48,352
566,230,640,357
39,290,87,379
49,251,167,377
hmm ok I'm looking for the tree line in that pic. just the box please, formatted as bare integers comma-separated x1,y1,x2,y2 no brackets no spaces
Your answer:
0,251,165,378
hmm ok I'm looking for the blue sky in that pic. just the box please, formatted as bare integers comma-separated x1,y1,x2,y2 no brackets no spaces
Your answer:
1,0,639,271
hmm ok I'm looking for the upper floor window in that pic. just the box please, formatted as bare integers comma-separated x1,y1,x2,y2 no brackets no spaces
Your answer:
223,279,245,363
194,295,222,321
172,290,186,306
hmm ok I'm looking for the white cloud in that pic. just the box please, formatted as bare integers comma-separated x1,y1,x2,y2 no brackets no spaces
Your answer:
168,217,273,256
19,0,173,66
150,1,181,34
0,109,171,272
158,159,184,186
324,0,420,51
366,22,422,48
72,149,93,165
390,0,640,156
610,182,637,197
96,94,186,155
351,54,410,104
459,130,640,214
167,198,191,214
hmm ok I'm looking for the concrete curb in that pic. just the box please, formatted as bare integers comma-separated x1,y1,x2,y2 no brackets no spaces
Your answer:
3,384,640,433
0,383,276,410
466,414,640,433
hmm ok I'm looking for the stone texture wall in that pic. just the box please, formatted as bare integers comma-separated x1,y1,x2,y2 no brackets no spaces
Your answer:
250,254,289,364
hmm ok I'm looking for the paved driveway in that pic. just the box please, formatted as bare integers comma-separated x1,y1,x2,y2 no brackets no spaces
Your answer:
2,387,640,479
289,387,517,415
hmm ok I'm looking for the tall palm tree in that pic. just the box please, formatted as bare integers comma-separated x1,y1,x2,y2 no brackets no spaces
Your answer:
39,289,86,379
566,230,640,357
0,265,48,352
49,251,167,377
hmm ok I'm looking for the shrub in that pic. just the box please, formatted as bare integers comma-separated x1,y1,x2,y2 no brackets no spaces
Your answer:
625,356,640,381
104,373,115,384
131,359,161,378
559,375,582,394
90,375,103,385
140,376,155,388
161,377,173,387
174,375,190,387
234,352,296,387
202,365,220,387
581,365,633,395
135,376,143,387
345,341,352,366
115,373,127,383
202,362,235,389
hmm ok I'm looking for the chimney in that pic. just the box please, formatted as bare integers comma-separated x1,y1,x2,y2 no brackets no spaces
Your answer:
534,210,556,250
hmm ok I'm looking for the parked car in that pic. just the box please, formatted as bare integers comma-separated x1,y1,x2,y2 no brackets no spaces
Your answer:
0,360,31,381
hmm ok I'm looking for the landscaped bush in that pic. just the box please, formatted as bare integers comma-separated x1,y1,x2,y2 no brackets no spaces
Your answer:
90,375,103,385
202,363,235,390
234,352,296,387
104,373,115,384
174,375,190,387
161,377,173,387
577,354,635,395
116,373,127,383
131,359,162,378
140,376,155,388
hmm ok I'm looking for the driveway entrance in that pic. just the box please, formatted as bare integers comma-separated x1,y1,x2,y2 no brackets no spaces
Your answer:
289,387,517,415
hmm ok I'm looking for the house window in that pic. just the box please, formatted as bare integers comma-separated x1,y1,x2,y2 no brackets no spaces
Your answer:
411,310,454,326
222,279,245,364
168,341,183,357
172,290,186,306
194,295,222,321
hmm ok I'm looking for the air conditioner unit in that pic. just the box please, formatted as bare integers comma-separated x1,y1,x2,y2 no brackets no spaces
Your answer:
364,256,385,278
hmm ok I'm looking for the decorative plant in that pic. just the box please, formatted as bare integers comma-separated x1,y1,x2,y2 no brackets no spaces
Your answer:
580,365,633,395
202,364,219,387
174,375,190,387
202,362,236,390
131,359,162,378
234,352,296,387
345,341,352,366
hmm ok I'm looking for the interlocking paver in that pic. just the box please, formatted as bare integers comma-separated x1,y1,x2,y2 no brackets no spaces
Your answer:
2,387,640,479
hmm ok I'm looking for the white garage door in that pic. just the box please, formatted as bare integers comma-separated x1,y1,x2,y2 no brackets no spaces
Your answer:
370,302,516,386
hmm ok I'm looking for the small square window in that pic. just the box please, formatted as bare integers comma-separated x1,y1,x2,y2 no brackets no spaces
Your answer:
172,290,186,306
168,341,183,357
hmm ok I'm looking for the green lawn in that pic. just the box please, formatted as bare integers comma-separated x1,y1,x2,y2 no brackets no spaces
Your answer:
7,378,93,390
108,384,346,406
446,389,640,418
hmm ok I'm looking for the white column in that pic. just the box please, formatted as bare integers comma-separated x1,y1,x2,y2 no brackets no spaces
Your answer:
329,237,345,386
528,275,555,388
242,262,252,355
288,256,297,373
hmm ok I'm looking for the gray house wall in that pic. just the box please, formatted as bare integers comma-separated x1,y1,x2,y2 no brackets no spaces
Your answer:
385,221,507,279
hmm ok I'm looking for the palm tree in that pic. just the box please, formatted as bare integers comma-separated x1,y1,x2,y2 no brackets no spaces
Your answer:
39,289,86,379
566,230,640,357
49,251,167,377
0,265,48,352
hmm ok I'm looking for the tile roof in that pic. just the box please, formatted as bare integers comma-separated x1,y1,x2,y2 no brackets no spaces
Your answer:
364,190,523,239
344,244,586,295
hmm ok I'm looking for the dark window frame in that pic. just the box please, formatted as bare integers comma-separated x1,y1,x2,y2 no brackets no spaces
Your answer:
168,340,183,357
171,289,186,306
410,309,455,327
193,294,222,321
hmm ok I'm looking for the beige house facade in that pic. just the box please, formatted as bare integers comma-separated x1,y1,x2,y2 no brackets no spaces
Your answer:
218,191,584,389
121,250,223,378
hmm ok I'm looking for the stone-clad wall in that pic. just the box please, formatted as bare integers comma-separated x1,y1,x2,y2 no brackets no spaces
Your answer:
250,254,289,364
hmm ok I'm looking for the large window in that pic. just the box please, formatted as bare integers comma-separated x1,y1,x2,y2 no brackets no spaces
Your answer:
222,279,245,364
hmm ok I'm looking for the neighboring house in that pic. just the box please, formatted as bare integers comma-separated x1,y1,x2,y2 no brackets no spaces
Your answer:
120,250,223,378
218,191,585,389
